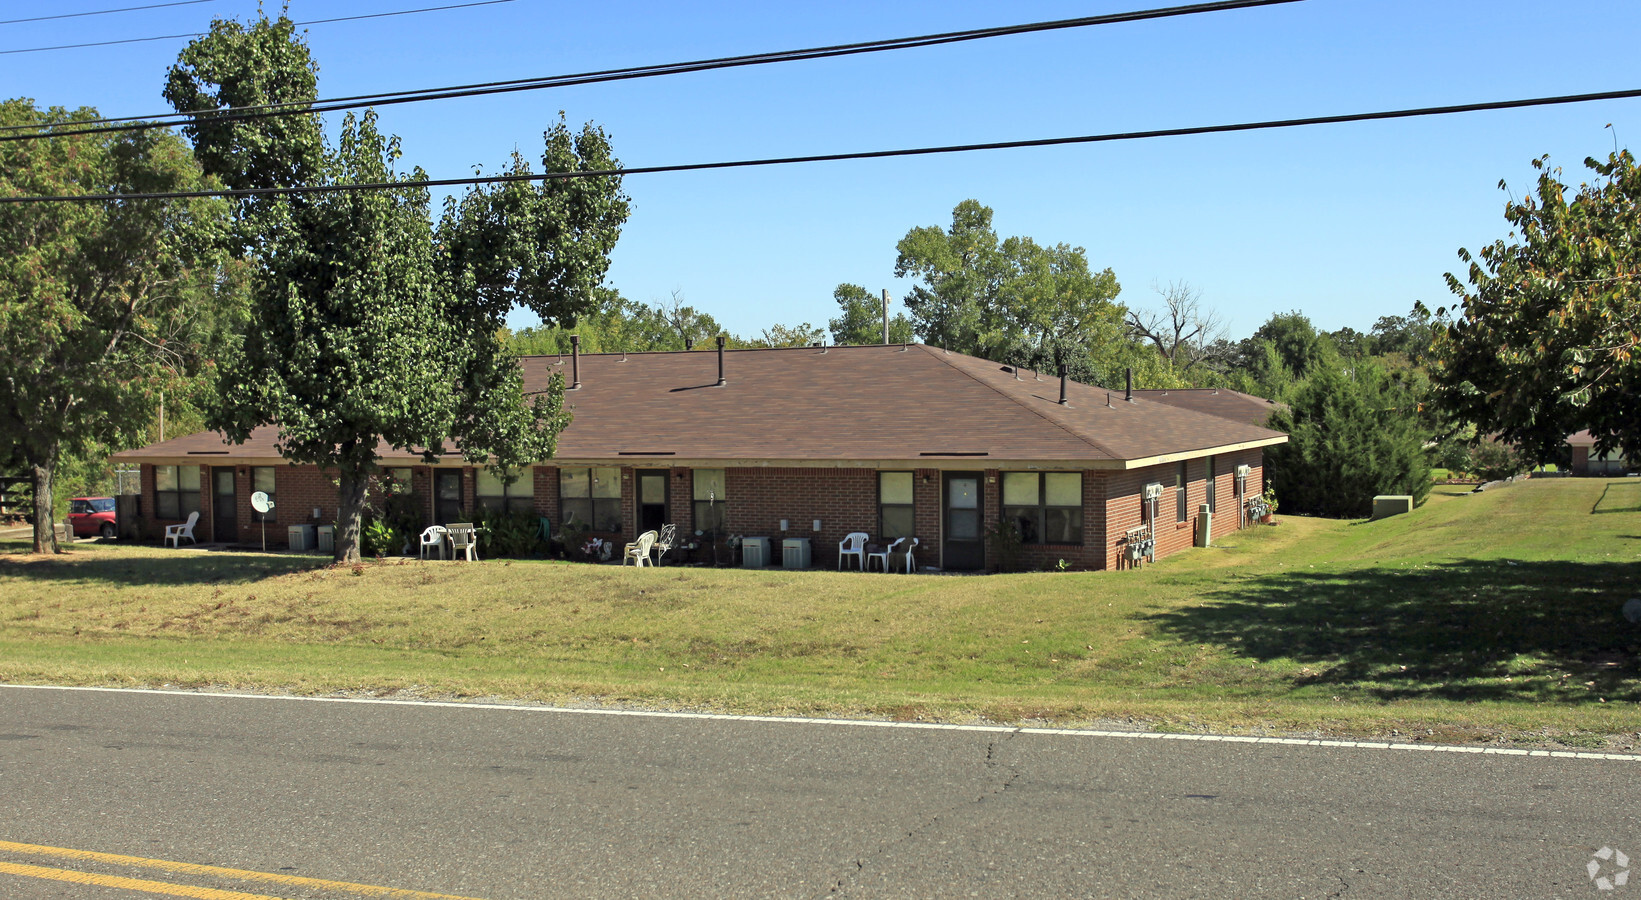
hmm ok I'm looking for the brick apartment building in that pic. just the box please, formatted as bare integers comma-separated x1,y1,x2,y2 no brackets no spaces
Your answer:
114,343,1287,571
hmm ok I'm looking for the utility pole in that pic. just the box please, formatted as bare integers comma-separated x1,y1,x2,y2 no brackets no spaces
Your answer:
881,288,890,345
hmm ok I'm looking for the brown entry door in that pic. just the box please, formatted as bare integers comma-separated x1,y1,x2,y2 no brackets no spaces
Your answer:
942,472,984,571
212,467,236,543
638,470,669,534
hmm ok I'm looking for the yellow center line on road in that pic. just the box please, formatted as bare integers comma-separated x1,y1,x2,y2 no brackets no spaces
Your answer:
0,840,490,899
0,859,288,899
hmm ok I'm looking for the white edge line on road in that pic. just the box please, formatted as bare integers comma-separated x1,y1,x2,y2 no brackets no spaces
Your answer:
4,683,1637,762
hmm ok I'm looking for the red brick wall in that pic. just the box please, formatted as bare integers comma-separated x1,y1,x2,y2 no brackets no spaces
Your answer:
1101,449,1266,570
723,467,879,568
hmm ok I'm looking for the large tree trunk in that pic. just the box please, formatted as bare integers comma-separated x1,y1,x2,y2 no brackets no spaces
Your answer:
335,468,369,564
30,451,59,555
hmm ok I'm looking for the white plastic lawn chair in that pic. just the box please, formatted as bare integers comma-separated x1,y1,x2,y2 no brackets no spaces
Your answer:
164,511,199,548
418,525,448,560
623,530,658,567
896,537,920,574
866,537,905,573
838,531,868,571
447,523,479,561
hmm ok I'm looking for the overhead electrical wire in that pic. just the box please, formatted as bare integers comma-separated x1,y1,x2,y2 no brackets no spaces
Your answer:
0,0,517,55
0,1,215,27
5,87,1639,204
0,0,1302,138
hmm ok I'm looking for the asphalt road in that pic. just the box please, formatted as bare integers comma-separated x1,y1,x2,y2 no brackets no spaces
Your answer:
0,686,1634,899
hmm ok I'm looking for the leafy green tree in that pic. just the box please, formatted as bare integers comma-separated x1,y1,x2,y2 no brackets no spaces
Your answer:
0,100,235,552
174,19,628,562
1433,150,1641,464
1266,361,1431,518
1369,310,1437,363
828,283,913,345
894,200,1141,384
163,13,325,250
750,322,826,348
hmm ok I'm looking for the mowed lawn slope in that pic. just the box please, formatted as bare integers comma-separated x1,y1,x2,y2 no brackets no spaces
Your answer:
2,478,1637,744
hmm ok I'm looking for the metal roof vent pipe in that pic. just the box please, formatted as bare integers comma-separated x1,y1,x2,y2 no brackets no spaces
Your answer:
1058,364,1069,406
716,335,726,386
1125,367,1133,401
570,334,582,389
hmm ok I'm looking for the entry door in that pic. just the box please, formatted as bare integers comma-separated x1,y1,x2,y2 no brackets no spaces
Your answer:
942,472,985,571
435,470,463,525
638,470,669,534
212,467,237,543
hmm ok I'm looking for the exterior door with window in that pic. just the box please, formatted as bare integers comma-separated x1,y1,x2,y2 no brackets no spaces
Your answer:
942,472,984,570
212,468,236,543
435,470,463,525
638,470,669,534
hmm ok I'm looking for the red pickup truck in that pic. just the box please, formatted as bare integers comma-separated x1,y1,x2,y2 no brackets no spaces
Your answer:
69,497,118,539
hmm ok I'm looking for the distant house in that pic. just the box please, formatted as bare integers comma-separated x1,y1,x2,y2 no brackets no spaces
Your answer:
113,344,1287,570
1129,387,1287,429
1567,431,1633,476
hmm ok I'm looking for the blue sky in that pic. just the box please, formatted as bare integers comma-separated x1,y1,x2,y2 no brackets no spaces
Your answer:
6,0,1641,339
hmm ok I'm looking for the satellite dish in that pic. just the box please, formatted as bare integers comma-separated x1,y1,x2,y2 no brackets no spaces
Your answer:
251,491,274,514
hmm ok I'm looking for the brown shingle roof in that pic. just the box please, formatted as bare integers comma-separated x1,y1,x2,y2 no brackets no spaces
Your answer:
117,344,1286,467
1129,387,1287,429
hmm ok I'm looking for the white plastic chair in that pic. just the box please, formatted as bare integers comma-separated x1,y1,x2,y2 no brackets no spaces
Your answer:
447,523,478,561
866,537,904,573
418,525,448,560
838,531,868,571
164,511,199,548
896,537,921,574
623,530,658,567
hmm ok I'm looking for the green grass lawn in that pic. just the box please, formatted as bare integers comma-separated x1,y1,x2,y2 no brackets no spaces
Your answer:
2,478,1638,746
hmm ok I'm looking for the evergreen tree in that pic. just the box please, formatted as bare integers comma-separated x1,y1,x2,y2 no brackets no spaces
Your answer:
1266,361,1430,518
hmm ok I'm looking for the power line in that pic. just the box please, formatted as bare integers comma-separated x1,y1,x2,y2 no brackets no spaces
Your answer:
0,0,517,55
5,87,1639,204
0,0,1302,138
0,1,215,27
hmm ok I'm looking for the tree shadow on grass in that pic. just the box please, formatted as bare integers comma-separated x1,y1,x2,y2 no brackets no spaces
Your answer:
0,540,324,587
1147,559,1641,703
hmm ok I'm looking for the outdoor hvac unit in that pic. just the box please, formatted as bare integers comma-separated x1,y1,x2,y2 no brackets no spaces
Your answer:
1142,483,1164,501
782,537,812,569
741,536,770,568
287,524,317,552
